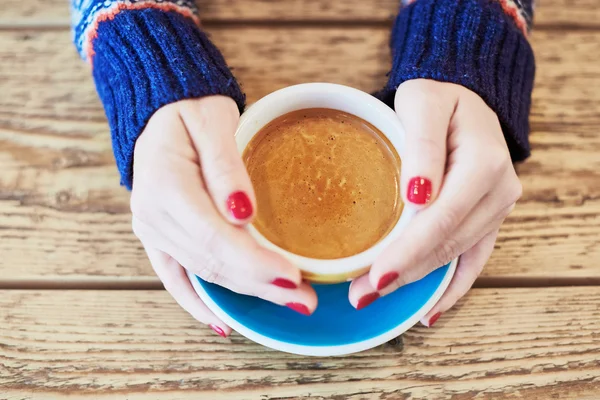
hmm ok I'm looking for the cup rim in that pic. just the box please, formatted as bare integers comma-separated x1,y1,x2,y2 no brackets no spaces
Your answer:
237,83,413,277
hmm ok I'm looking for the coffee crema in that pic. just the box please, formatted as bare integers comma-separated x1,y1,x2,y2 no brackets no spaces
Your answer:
243,108,402,259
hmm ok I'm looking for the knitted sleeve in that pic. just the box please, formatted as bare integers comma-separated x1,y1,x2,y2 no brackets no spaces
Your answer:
71,0,245,189
377,0,535,162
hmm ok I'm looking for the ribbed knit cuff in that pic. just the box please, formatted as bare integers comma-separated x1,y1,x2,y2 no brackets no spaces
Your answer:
91,8,245,189
377,0,535,162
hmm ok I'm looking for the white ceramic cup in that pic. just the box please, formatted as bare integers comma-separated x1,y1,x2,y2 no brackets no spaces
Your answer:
236,83,416,283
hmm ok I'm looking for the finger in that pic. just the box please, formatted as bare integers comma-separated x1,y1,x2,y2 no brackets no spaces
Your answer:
188,267,318,316
394,80,455,207
250,280,318,316
176,249,318,315
420,228,499,327
372,165,519,295
154,171,303,289
370,158,492,292
371,97,505,293
348,274,379,310
179,96,256,224
134,215,317,314
144,245,232,338
348,212,503,310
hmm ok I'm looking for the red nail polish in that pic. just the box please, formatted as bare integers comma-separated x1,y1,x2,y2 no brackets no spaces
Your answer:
226,191,253,220
356,292,380,310
407,177,432,205
209,324,227,338
286,302,311,316
428,312,442,327
377,272,399,291
272,278,298,289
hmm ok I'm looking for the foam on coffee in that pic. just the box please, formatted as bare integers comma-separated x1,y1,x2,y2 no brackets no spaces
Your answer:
243,108,402,259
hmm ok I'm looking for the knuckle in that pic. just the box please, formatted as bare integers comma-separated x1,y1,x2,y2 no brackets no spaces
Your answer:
209,152,240,183
434,239,462,267
486,149,511,177
435,206,462,238
196,255,225,284
216,96,241,121
131,216,149,240
193,105,212,132
186,97,239,133
399,79,443,97
414,135,445,162
129,192,145,217
398,82,443,111
197,224,220,254
253,285,283,304
508,180,523,204
500,202,517,219
498,178,522,218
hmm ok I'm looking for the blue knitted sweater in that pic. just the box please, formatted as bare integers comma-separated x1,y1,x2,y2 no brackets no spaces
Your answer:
71,0,535,189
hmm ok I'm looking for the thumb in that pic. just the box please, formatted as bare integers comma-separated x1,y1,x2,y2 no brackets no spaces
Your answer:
394,80,454,207
179,96,256,225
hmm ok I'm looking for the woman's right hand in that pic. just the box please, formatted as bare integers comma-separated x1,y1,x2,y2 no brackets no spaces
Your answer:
131,96,318,337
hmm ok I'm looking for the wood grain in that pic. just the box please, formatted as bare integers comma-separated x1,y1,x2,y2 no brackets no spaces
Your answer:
1,1,599,397
1,288,599,399
1,27,600,283
1,0,599,27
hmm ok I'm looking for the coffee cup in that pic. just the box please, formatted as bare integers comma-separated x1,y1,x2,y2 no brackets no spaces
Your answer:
236,83,416,283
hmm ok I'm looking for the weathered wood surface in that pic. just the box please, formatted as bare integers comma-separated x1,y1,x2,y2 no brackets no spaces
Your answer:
1,1,600,398
1,27,600,284
2,0,599,27
1,288,599,399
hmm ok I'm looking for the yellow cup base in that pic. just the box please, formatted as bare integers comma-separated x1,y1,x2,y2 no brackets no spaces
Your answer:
301,266,371,284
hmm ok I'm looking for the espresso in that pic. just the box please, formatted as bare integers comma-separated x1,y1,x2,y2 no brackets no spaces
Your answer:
243,108,402,259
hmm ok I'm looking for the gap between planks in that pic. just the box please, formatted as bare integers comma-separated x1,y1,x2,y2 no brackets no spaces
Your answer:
0,276,599,290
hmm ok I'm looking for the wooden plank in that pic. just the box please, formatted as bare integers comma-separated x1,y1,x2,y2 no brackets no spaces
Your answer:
535,0,600,28
0,28,599,283
1,288,599,399
0,0,397,26
2,28,599,131
1,0,599,27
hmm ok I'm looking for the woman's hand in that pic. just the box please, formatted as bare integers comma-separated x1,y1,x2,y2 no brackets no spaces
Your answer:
349,80,522,325
131,96,318,337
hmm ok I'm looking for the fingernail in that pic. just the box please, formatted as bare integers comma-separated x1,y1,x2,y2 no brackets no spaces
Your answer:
272,278,298,289
356,292,380,310
407,177,432,205
286,302,311,316
428,312,442,327
209,324,227,338
226,191,253,220
377,272,399,291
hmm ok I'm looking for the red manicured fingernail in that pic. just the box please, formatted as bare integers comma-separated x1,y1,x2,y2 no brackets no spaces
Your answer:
428,312,442,327
356,292,380,310
286,302,311,316
377,272,399,291
272,278,298,289
209,324,227,338
407,177,432,205
226,191,253,220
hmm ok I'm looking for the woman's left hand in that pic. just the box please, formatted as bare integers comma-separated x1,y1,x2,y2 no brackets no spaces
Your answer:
348,79,523,326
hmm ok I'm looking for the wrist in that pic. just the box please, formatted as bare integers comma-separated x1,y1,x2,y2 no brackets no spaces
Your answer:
378,0,535,162
90,8,245,189
135,95,240,168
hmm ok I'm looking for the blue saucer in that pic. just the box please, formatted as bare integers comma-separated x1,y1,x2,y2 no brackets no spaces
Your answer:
188,259,456,356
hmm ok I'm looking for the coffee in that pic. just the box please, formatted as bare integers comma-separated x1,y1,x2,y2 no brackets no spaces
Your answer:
243,108,402,259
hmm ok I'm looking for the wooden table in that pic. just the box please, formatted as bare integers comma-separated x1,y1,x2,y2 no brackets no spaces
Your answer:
1,1,599,398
